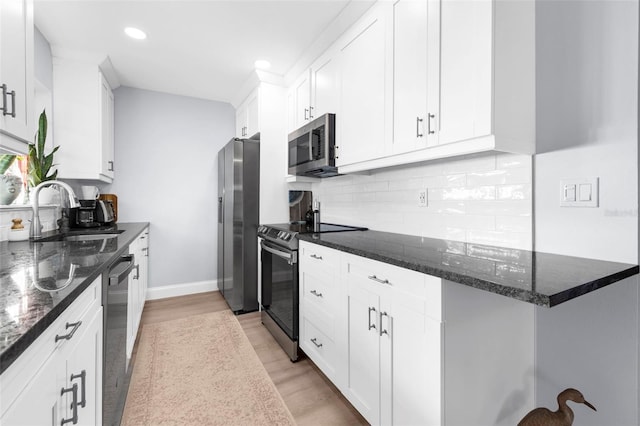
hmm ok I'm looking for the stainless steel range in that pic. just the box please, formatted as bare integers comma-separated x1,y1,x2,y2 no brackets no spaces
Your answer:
257,222,367,361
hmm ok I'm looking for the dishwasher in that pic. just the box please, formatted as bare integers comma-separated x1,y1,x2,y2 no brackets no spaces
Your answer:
102,254,135,426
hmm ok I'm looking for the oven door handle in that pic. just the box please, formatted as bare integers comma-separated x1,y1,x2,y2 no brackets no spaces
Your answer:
261,241,297,264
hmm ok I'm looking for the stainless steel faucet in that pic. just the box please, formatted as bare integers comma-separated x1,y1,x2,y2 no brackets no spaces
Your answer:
30,180,80,239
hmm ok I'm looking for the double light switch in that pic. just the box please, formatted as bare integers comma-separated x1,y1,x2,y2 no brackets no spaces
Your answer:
560,177,599,207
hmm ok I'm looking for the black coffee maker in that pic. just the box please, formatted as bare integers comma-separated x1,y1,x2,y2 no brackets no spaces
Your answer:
69,199,115,228
69,200,100,228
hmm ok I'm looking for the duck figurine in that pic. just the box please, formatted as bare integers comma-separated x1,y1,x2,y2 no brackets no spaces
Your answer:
518,388,596,426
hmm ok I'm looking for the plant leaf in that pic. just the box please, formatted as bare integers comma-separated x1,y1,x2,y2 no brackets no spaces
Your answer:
37,110,47,156
0,155,16,174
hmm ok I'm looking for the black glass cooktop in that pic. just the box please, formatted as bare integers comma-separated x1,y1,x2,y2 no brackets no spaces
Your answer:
275,222,367,234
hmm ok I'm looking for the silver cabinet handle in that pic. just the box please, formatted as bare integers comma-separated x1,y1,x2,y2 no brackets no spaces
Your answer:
1,85,15,118
310,337,323,348
427,113,435,134
108,161,114,171
55,321,82,342
368,306,376,330
309,106,314,119
310,254,323,260
416,117,424,137
368,275,390,285
0,84,6,115
304,108,309,121
310,289,323,298
7,89,15,118
379,311,390,337
133,264,140,280
60,383,79,425
70,370,87,408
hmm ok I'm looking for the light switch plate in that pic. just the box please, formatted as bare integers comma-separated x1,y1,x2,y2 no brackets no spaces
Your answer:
560,178,598,207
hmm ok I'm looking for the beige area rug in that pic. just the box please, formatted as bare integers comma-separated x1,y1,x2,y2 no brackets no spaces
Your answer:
121,311,296,426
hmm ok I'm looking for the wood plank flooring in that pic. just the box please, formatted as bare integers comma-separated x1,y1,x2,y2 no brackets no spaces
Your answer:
132,291,368,425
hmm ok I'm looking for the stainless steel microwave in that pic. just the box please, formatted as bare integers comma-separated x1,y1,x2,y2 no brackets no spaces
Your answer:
288,113,338,178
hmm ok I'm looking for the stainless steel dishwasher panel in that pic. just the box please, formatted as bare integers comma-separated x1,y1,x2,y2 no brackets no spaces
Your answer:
103,254,135,426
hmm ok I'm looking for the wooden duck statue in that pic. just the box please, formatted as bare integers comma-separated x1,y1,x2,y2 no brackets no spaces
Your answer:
518,388,596,426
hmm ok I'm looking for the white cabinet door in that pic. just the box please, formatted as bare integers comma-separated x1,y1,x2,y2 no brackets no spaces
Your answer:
53,59,115,183
437,0,492,145
236,89,260,138
62,307,103,426
337,3,391,167
380,289,442,426
346,278,382,425
310,51,339,120
294,70,311,126
392,0,439,153
100,73,115,179
0,356,58,425
0,0,34,149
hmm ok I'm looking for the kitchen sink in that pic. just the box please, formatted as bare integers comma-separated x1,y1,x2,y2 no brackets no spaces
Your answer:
32,229,125,243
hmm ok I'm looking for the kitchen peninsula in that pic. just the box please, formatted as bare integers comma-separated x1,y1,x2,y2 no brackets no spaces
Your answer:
297,230,639,425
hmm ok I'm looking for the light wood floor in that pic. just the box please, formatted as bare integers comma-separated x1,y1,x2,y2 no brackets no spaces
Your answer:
132,291,368,425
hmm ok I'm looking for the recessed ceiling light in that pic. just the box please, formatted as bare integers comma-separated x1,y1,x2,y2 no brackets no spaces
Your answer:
254,60,271,70
124,27,147,40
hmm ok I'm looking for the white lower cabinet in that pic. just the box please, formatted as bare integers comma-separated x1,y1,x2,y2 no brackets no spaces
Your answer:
0,278,102,426
127,227,149,361
299,241,535,426
298,242,343,385
343,253,442,425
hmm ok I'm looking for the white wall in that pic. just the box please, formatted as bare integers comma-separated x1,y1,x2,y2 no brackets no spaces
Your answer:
109,86,235,289
534,1,639,424
312,152,533,250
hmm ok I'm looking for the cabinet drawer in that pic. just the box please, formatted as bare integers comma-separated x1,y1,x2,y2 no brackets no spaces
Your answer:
300,316,338,382
0,277,101,416
299,241,340,278
300,267,337,318
344,253,442,319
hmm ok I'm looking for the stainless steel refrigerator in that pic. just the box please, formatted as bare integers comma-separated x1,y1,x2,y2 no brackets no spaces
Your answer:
217,137,260,313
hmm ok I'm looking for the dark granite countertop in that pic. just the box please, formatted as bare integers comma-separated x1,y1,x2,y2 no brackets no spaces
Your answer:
0,222,149,375
299,230,639,308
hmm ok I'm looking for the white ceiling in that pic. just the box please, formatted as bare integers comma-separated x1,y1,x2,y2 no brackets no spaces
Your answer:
34,0,372,104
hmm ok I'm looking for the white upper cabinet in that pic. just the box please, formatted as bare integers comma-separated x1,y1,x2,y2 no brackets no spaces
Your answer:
236,88,259,138
336,2,392,167
289,0,535,175
0,0,34,154
310,49,339,122
392,0,438,154
53,54,118,183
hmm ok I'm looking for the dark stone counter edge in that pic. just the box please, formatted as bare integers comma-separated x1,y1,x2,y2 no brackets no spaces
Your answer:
301,237,640,308
0,222,149,375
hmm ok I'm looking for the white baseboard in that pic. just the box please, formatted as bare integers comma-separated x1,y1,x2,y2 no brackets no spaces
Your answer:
145,280,218,301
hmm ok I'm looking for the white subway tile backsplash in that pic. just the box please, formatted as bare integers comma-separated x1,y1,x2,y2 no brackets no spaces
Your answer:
313,152,533,250
497,184,532,200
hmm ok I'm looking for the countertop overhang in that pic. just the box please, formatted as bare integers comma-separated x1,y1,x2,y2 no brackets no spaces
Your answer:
298,230,639,308
0,222,149,375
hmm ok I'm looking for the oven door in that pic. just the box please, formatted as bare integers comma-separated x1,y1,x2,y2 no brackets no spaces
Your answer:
260,239,299,341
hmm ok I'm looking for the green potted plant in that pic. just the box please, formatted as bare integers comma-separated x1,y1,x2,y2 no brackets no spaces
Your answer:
28,109,59,204
29,109,59,186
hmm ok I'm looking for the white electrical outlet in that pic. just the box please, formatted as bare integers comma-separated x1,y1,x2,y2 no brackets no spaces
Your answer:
418,189,428,207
